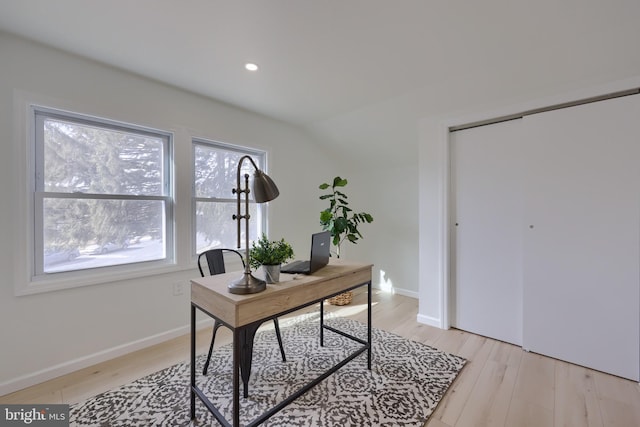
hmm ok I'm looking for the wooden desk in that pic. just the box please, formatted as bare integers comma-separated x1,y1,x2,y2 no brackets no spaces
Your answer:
190,260,373,427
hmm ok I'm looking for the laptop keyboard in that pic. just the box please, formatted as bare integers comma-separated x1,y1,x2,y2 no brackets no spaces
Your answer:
281,260,309,273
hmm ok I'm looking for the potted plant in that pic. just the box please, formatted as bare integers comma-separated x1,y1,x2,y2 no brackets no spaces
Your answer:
319,176,374,304
319,176,374,258
249,234,294,283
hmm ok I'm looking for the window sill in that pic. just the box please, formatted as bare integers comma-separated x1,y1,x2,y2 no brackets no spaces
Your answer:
16,261,192,296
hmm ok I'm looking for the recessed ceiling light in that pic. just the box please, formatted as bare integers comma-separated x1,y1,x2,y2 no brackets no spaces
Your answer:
245,63,259,71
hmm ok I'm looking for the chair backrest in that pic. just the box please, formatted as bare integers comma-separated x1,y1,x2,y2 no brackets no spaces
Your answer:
197,249,245,277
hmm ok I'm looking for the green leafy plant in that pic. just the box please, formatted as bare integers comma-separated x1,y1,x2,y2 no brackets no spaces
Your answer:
319,176,374,258
249,234,294,269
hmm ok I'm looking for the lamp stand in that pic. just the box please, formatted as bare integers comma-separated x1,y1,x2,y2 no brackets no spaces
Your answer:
228,271,266,294
228,158,267,294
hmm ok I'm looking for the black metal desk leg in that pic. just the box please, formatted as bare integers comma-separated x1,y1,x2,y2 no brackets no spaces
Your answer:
190,304,196,419
367,281,372,370
320,298,324,346
232,328,240,427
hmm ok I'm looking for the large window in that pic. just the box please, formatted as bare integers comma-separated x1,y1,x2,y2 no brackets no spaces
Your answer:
33,107,173,275
193,139,267,254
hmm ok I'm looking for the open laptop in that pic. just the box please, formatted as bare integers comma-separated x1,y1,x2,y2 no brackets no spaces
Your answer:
281,231,331,274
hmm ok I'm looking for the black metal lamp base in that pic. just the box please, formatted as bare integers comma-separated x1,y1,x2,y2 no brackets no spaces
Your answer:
228,272,266,294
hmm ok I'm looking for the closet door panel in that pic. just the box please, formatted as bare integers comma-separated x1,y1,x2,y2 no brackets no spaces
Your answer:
451,119,523,346
522,94,640,380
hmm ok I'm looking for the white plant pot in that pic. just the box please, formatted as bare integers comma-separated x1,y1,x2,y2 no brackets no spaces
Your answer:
262,264,281,283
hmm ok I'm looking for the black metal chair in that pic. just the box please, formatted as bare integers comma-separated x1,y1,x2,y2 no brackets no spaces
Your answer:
197,248,286,375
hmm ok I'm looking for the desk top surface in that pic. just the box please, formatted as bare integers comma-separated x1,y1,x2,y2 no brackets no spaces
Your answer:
190,259,372,326
191,259,372,304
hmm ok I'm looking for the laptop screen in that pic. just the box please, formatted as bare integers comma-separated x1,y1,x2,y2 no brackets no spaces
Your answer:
309,231,331,272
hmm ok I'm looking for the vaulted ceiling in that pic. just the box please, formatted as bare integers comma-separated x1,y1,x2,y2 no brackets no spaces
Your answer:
2,0,640,164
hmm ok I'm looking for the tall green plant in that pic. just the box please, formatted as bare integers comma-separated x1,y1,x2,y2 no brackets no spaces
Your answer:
319,176,374,258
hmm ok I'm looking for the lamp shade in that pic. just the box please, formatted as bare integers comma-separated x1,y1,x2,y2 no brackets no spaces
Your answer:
252,170,280,203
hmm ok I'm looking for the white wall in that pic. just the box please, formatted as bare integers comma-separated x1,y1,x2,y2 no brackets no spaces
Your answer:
0,32,340,393
331,162,419,299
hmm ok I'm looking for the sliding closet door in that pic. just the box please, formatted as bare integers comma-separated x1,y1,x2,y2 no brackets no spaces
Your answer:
522,94,640,380
450,120,523,346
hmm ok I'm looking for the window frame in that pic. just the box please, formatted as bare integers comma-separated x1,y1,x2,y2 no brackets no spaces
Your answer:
29,105,175,287
192,138,269,257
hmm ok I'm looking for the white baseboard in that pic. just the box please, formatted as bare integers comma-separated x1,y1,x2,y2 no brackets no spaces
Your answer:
0,318,214,397
390,287,418,299
369,283,418,299
416,313,443,328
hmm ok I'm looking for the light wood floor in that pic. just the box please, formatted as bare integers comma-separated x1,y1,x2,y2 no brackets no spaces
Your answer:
2,291,639,426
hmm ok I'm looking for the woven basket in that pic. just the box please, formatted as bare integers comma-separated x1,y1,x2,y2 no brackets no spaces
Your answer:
328,291,353,306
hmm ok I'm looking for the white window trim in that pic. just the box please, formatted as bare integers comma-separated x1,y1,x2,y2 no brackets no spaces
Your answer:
13,93,180,296
191,138,269,257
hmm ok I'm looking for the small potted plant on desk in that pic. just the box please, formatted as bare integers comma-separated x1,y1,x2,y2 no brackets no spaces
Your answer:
249,234,294,284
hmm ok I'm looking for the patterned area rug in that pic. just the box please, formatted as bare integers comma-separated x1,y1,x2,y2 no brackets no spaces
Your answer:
70,314,465,426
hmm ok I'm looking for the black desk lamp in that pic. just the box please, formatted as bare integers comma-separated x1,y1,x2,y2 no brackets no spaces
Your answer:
228,155,279,294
